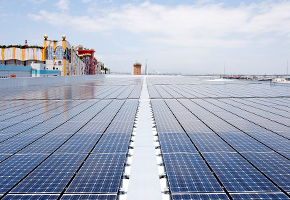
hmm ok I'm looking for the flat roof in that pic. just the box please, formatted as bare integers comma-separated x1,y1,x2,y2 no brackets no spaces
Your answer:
0,75,289,199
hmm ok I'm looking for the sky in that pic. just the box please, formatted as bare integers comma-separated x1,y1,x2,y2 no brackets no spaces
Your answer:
1,0,290,75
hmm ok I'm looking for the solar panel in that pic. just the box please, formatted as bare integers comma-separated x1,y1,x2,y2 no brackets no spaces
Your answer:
188,133,234,153
19,134,73,154
202,153,279,192
56,133,102,154
230,193,290,200
48,122,86,134
171,193,229,200
147,85,161,98
151,100,185,133
279,152,290,159
12,154,86,193
128,85,142,99
158,133,197,153
0,154,11,162
116,86,135,99
2,195,59,200
65,153,126,193
0,133,18,143
163,153,223,193
179,120,213,133
241,152,290,191
154,85,172,98
217,132,271,152
60,195,117,200
0,154,47,193
77,122,108,134
105,121,134,133
0,123,39,134
0,134,44,154
92,133,131,153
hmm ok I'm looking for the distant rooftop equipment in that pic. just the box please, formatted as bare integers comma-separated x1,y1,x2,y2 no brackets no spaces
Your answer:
133,62,141,75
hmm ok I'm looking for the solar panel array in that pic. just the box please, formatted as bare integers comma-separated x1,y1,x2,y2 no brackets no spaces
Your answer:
148,77,290,200
0,76,142,199
1,75,290,200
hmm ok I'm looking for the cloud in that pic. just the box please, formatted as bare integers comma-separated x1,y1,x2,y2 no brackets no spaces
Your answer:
28,1,290,47
56,0,70,11
28,0,48,4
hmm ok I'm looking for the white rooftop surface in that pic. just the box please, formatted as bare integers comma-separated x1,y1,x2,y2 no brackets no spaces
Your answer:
127,77,162,200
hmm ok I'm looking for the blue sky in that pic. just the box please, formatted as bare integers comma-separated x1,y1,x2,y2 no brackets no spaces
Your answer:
1,0,290,74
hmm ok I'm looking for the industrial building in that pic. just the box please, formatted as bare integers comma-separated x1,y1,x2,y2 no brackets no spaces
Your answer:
0,35,107,78
43,35,86,76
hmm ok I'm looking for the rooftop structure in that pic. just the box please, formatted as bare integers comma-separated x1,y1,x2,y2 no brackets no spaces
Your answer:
0,75,289,199
77,48,98,75
0,35,107,78
44,35,85,76
133,62,141,75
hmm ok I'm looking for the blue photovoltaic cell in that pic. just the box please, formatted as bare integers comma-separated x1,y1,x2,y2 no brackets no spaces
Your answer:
12,154,86,193
0,154,11,162
0,134,43,154
77,122,108,134
158,133,197,153
66,154,126,193
188,133,234,153
2,195,59,200
128,85,142,99
151,100,185,133
154,85,172,98
217,132,271,152
116,86,134,99
18,134,73,154
230,193,290,200
18,124,55,134
0,122,17,129
60,195,117,200
172,193,229,200
202,153,279,192
105,121,134,133
92,133,131,153
163,153,223,193
0,154,47,193
0,123,39,134
55,133,101,153
181,120,213,134
0,133,18,142
48,122,86,134
279,152,290,159
241,152,290,191
242,131,290,152
154,119,185,133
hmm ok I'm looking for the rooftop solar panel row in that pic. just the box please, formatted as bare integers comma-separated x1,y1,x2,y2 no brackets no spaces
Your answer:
148,77,290,199
0,77,143,199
